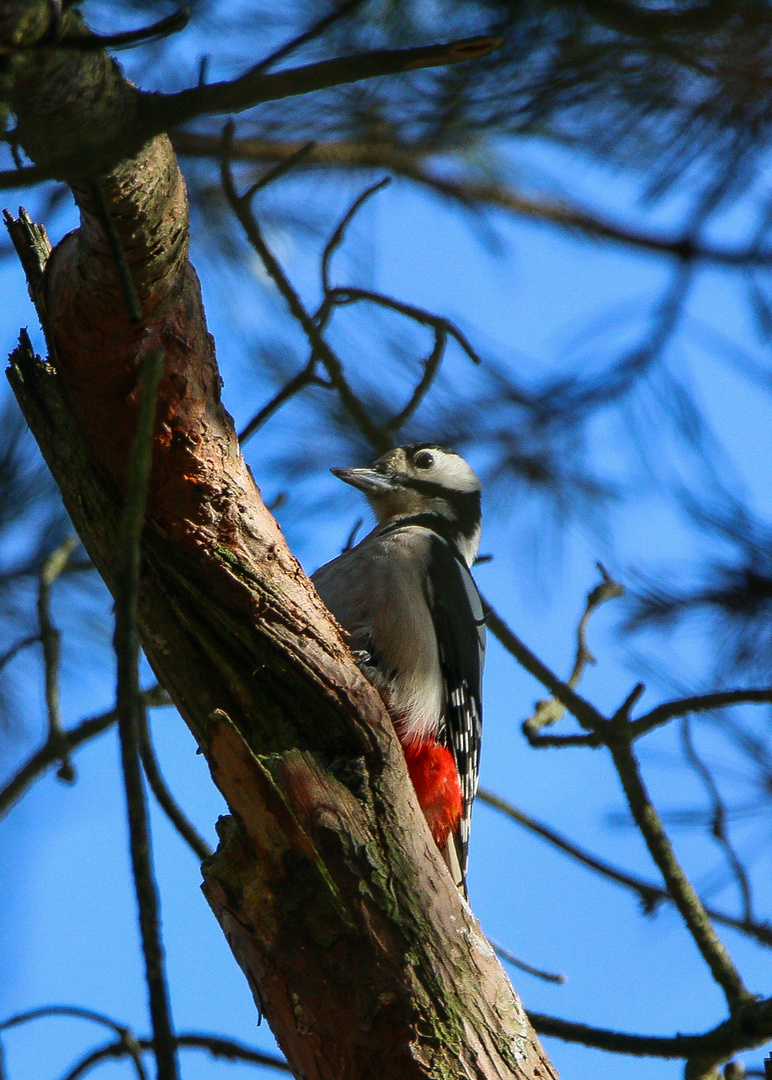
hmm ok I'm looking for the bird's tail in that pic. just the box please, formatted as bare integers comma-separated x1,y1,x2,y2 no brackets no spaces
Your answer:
441,833,467,898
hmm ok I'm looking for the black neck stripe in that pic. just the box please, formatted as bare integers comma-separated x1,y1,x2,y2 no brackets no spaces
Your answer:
389,476,480,534
378,512,473,558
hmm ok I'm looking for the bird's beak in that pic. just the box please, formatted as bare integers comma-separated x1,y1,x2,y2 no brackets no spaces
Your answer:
331,467,394,494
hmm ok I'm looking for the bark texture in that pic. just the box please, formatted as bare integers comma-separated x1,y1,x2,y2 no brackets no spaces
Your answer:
2,5,558,1077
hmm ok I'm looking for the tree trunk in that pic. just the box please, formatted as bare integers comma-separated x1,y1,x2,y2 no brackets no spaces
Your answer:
2,5,558,1077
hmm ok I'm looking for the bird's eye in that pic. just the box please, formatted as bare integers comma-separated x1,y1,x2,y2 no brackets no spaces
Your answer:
414,451,434,470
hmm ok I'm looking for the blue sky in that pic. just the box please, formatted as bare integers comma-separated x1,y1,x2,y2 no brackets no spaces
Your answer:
2,12,772,1080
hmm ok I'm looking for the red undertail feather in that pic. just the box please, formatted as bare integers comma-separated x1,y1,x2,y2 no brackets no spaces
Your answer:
402,739,463,849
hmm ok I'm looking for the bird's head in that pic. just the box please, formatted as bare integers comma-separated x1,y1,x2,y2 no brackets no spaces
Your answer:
332,444,481,565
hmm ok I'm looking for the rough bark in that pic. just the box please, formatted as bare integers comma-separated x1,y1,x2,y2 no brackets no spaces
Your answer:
2,5,558,1078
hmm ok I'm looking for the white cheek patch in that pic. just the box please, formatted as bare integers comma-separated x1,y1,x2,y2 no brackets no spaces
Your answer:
428,452,480,493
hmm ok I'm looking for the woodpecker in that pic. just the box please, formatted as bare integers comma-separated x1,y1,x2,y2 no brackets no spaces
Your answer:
312,444,484,893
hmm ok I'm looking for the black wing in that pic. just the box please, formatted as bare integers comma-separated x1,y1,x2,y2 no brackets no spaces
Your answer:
424,534,485,885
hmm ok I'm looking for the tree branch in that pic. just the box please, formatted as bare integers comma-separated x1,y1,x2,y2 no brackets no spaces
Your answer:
576,0,739,36
171,135,772,268
139,37,503,136
238,357,324,445
486,582,772,752
248,0,366,77
607,724,753,1013
384,327,447,433
629,688,772,740
221,164,481,448
529,995,772,1061
0,619,208,869
1,6,501,184
484,573,761,1023
325,286,481,365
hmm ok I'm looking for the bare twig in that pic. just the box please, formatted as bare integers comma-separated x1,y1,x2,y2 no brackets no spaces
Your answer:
59,1032,291,1080
112,347,178,1080
571,566,624,679
251,0,366,76
0,687,168,820
220,123,391,453
680,716,754,924
83,7,190,51
513,728,600,748
37,536,80,782
523,563,623,739
321,178,391,295
172,1033,290,1073
491,939,565,985
137,709,211,861
326,286,481,365
242,141,316,203
481,595,607,733
0,634,39,674
384,327,447,433
0,1004,131,1036
478,788,772,947
0,1006,147,1080
479,787,665,907
489,576,772,750
513,684,772,749
238,357,323,445
313,178,473,437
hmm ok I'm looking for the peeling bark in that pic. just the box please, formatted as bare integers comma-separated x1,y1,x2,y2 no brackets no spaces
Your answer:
2,4,558,1077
